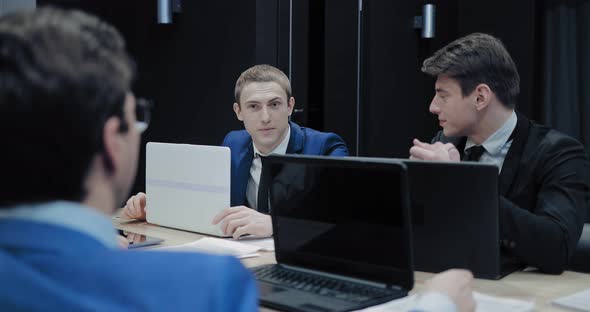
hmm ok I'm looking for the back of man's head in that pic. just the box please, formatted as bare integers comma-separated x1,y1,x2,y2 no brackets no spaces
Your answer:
421,33,520,108
0,7,135,207
234,64,292,104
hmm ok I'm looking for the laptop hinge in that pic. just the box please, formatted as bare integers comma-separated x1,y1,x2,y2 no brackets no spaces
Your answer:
281,264,393,289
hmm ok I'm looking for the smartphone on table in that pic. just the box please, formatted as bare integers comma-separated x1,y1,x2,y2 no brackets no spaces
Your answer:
118,230,164,249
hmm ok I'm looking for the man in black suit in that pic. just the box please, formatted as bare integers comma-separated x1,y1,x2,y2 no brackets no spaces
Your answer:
409,33,590,274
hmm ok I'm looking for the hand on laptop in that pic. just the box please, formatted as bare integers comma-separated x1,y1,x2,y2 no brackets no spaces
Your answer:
122,192,147,220
422,269,475,312
211,206,272,239
409,139,460,162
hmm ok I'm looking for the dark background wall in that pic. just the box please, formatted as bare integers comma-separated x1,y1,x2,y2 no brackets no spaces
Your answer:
38,0,257,195
455,0,540,121
256,0,540,157
363,0,539,157
287,0,539,157
39,0,552,197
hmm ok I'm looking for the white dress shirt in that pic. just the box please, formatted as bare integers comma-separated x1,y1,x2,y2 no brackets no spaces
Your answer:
464,111,517,173
246,126,291,210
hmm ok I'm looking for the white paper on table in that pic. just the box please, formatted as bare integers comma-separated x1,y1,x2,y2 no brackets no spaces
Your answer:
358,291,534,312
155,237,261,259
552,288,590,312
229,236,275,251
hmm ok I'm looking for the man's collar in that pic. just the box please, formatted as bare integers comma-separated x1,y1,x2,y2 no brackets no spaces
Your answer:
0,201,118,248
465,111,517,155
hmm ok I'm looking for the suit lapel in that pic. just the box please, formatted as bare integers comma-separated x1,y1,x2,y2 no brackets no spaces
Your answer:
498,112,530,196
455,137,468,159
436,114,530,196
234,142,254,206
286,122,304,154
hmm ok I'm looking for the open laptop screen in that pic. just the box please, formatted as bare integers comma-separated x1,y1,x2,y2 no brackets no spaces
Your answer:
267,155,413,289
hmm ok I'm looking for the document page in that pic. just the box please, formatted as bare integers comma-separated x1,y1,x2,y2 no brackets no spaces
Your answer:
359,291,534,312
229,236,275,251
156,237,261,259
552,288,590,312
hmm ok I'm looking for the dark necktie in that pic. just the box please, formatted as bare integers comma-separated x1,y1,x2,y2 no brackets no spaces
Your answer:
463,145,486,162
257,155,270,214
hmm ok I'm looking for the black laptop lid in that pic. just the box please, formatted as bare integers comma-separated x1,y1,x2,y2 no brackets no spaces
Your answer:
401,160,504,279
266,155,413,290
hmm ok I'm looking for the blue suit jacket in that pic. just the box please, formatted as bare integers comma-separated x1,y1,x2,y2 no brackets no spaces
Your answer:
222,121,349,206
0,219,258,311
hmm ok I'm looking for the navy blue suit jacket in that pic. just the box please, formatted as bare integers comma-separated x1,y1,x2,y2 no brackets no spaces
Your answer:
0,219,258,311
222,121,349,206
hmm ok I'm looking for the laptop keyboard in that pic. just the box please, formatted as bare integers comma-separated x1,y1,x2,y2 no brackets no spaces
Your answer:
252,265,397,303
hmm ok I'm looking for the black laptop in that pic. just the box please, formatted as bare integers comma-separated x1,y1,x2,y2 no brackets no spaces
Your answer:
401,160,520,280
251,155,414,312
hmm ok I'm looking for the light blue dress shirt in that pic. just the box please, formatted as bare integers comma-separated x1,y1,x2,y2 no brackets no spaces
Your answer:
464,111,517,173
0,200,118,248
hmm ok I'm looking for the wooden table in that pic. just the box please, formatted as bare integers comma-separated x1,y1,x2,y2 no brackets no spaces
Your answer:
115,217,590,311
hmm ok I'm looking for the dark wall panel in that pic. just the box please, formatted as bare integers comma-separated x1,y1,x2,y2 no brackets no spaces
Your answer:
305,0,463,157
359,0,441,157
37,0,540,194
322,0,359,154
39,0,257,197
320,0,538,157
456,0,539,120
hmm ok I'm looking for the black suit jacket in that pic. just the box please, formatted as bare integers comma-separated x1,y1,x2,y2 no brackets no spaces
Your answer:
432,113,590,274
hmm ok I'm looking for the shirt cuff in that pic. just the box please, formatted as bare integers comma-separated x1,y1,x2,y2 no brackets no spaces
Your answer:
410,292,457,312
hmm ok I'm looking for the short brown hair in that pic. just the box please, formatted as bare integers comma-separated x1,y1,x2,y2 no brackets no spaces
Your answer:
422,33,520,108
0,7,135,206
234,64,292,103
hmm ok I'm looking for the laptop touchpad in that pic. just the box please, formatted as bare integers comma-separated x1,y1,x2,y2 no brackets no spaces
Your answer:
259,283,286,296
299,303,332,312
260,284,351,311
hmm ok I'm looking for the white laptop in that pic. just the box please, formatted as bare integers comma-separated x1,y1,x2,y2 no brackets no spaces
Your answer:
145,142,230,237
